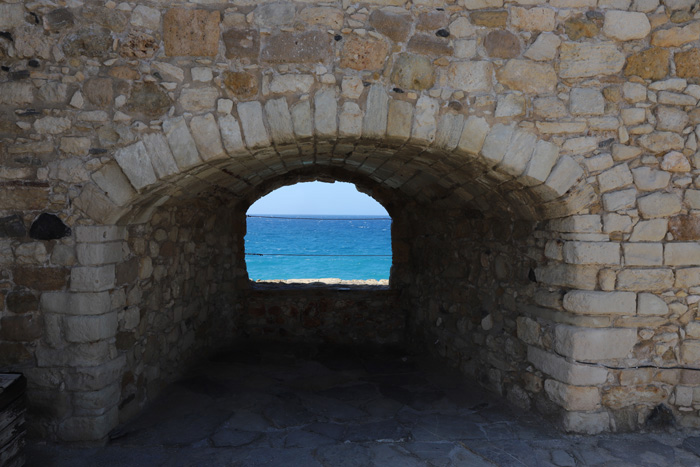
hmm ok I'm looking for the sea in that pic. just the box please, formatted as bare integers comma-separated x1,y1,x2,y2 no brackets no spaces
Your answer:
244,215,392,281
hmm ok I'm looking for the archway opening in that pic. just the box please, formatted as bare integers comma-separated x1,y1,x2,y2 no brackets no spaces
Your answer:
245,181,392,282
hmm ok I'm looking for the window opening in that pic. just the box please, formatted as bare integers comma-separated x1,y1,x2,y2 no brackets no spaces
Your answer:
245,182,391,281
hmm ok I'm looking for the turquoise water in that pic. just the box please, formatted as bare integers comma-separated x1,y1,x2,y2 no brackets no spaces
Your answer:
244,215,392,280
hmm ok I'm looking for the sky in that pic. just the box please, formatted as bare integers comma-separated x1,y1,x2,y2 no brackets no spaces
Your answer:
248,181,388,216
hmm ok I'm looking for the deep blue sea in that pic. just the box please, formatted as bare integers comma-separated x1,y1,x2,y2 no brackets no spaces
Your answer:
245,215,392,280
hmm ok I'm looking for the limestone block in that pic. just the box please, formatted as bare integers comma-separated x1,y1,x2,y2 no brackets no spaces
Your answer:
64,355,126,391
57,407,118,442
238,101,271,149
554,325,637,361
164,9,220,57
602,385,667,410
64,312,118,343
459,0,504,8
675,386,694,406
570,88,605,115
15,243,48,265
411,96,438,145
544,379,601,411
481,124,515,167
163,118,202,171
621,108,646,126
611,144,643,161
661,151,690,172
637,293,669,316
665,243,700,266
603,188,637,212
516,317,540,346
511,7,555,31
386,99,414,143
563,241,620,265
218,114,246,154
179,87,219,113
498,130,536,177
561,411,610,434
369,8,412,42
269,75,314,95
91,162,138,207
586,154,614,173
524,33,560,61
549,215,602,233
652,22,700,47
656,106,689,133
597,164,633,193
563,290,635,315
363,85,389,140
299,7,343,30
559,42,625,78
534,264,598,290
291,100,313,140
528,346,609,385
447,61,492,93
34,117,71,135
36,340,111,367
0,82,34,106
391,53,435,90
457,116,490,155
76,243,124,266
114,141,157,191
73,185,126,226
631,167,671,191
70,266,115,293
131,5,160,31
262,31,333,64
497,60,557,94
603,11,650,41
541,155,584,198
434,114,464,151
682,340,700,365
616,268,674,291
0,4,25,29
264,99,295,145
536,122,587,134
629,220,667,242
520,140,559,186
151,62,184,82
75,226,126,244
341,36,389,71
339,102,363,139
41,291,111,316
623,243,663,266
141,133,179,180
495,94,526,118
638,193,681,218
638,132,685,153
314,88,338,139
189,114,227,162
252,2,295,27
676,268,700,288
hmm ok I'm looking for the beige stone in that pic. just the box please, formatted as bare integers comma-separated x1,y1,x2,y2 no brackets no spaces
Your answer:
559,42,625,79
528,346,609,385
497,60,557,94
563,242,620,265
602,385,667,409
563,290,635,315
164,9,220,57
448,61,493,93
638,293,669,316
554,325,638,361
603,11,651,41
652,22,700,47
616,268,674,291
545,379,601,411
638,193,682,218
623,243,663,266
511,7,555,32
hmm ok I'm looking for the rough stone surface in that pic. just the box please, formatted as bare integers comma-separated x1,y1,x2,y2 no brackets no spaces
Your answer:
164,9,220,57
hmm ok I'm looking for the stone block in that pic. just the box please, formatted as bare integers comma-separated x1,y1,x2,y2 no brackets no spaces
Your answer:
545,379,601,411
392,53,435,91
407,34,452,57
75,226,126,243
616,268,674,292
541,155,583,198
163,117,202,171
262,31,333,64
570,88,605,115
563,241,620,265
528,346,608,385
299,7,343,30
562,290,635,315
72,383,121,416
114,141,157,191
499,130,536,177
411,96,438,145
164,9,220,57
386,100,413,143
632,167,671,192
554,325,638,361
603,11,650,41
291,100,313,140
561,411,610,434
497,60,556,94
179,87,219,113
665,243,700,266
70,266,115,293
141,133,179,180
534,264,598,290
676,268,700,288
524,33,561,62
447,61,492,93
14,267,69,291
218,114,246,154
252,2,295,27
434,113,464,152
339,102,363,139
36,341,111,367
602,385,667,410
457,116,489,155
223,29,260,61
269,74,314,95
91,162,137,207
64,355,126,391
629,219,667,242
363,85,389,140
314,88,338,139
484,30,520,59
602,188,637,212
57,407,118,442
511,7,555,31
516,317,540,346
238,101,271,149
481,124,515,167
264,98,295,145
637,293,669,316
369,8,412,42
64,312,118,343
559,42,625,79
623,243,663,266
520,140,559,186
190,114,227,162
341,36,389,70
76,243,124,266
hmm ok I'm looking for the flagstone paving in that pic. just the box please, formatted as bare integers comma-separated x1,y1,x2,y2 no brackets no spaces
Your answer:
25,343,700,466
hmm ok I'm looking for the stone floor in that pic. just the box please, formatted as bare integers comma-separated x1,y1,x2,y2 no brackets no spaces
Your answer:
25,342,700,466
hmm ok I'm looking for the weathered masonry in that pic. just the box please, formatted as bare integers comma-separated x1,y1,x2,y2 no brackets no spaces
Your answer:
2,0,700,443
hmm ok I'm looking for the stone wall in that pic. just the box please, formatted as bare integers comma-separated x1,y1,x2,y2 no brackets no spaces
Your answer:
2,0,700,442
